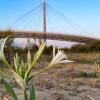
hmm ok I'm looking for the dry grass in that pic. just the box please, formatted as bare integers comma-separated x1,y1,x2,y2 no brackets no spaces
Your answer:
68,53,100,64
33,53,100,89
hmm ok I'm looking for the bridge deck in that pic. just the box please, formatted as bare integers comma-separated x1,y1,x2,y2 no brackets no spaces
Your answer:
0,30,99,43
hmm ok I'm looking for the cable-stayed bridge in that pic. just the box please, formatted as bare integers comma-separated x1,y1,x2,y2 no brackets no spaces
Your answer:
0,30,99,43
0,0,100,43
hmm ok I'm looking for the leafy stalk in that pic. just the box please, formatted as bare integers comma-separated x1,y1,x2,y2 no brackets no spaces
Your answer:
24,42,46,82
30,84,35,100
1,79,18,100
0,37,74,100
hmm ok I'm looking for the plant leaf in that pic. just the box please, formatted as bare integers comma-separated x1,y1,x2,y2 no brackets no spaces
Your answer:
19,65,23,77
28,74,33,82
32,42,46,65
1,79,18,100
0,93,2,100
0,37,8,60
21,60,26,78
14,53,20,72
12,70,26,90
0,37,11,68
32,50,74,77
30,84,36,100
27,51,32,69
24,42,46,82
0,69,12,79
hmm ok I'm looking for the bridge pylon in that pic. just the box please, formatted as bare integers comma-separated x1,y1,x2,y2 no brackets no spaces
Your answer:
43,0,46,40
39,0,47,46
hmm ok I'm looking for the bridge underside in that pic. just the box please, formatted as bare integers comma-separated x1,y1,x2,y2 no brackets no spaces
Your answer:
0,30,99,43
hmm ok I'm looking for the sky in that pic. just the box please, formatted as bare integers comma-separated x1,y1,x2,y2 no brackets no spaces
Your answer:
0,0,100,47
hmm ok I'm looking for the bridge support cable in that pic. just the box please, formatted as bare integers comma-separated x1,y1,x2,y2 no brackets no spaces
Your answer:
8,3,44,47
10,3,42,24
48,9,75,34
46,4,75,34
9,3,42,31
47,5,82,34
23,6,42,31
46,7,55,33
46,3,91,36
7,1,90,36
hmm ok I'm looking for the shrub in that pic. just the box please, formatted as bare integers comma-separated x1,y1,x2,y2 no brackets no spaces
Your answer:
70,40,100,53
43,46,53,55
80,71,97,78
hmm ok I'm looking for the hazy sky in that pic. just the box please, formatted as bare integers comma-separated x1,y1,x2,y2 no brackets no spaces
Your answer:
0,0,100,47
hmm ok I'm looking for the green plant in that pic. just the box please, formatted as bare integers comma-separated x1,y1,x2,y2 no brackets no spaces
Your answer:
80,71,97,78
94,59,100,72
0,37,74,100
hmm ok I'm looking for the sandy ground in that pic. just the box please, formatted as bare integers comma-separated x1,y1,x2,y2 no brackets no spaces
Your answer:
0,53,100,100
0,63,100,100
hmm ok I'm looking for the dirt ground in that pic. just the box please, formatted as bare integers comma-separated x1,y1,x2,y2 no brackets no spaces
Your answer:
33,63,100,100
0,53,100,100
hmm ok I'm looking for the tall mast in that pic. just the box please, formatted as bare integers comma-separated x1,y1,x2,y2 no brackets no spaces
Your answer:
43,0,46,41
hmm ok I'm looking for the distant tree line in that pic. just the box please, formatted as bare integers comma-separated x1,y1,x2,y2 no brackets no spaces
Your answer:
4,40,100,57
70,40,100,53
3,39,100,67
